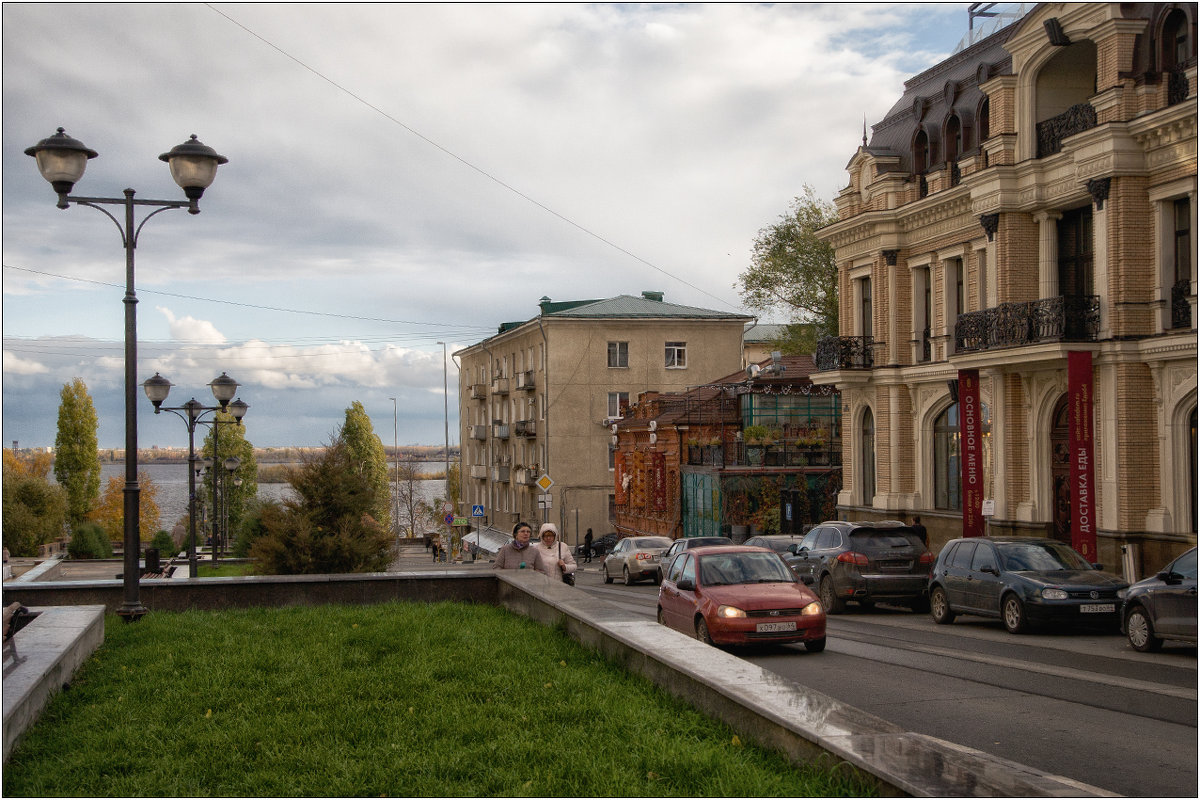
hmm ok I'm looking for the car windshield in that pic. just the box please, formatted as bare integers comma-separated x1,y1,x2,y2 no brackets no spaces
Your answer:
998,541,1092,572
698,552,796,586
850,531,923,549
760,538,799,553
634,537,671,549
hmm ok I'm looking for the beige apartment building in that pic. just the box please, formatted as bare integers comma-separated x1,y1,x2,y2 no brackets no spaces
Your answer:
455,292,752,545
812,2,1197,577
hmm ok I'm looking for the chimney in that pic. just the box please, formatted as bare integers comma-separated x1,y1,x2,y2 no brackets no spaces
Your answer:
641,291,664,302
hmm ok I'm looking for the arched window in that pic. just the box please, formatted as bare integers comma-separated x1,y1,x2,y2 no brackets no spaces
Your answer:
861,408,876,505
979,98,990,142
945,115,962,163
934,404,961,510
913,130,929,175
1162,8,1192,70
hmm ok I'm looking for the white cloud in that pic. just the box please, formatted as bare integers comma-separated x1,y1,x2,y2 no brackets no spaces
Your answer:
157,307,227,344
2,352,49,375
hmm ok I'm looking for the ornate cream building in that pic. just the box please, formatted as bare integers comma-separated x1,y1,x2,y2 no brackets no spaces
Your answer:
455,292,751,546
813,2,1197,576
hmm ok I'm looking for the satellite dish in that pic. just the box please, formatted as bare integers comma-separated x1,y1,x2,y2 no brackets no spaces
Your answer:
746,364,761,379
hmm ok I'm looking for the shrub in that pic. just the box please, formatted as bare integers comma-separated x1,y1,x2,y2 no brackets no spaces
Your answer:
231,499,275,558
2,469,68,557
150,530,177,557
68,522,112,559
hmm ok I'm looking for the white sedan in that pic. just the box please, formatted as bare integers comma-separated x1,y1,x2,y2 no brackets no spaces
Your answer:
601,536,672,585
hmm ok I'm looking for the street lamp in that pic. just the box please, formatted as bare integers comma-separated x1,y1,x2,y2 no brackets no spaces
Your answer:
436,342,450,557
389,396,399,543
27,128,227,622
144,373,248,576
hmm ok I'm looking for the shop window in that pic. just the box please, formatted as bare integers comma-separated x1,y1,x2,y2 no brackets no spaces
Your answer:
934,404,961,510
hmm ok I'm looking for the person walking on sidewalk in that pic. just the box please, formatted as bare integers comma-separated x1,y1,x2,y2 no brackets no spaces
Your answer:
493,522,544,571
534,523,577,585
583,529,594,563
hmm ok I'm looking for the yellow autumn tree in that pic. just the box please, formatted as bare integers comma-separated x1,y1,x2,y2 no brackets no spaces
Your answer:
87,471,161,543
3,449,54,479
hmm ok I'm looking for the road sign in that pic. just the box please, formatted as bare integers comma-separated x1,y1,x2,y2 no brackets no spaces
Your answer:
452,517,470,527
471,505,485,517
441,501,454,514
536,474,554,492
538,493,553,509
443,513,454,525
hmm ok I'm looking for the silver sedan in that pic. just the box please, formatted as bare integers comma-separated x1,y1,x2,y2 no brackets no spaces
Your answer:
601,536,672,585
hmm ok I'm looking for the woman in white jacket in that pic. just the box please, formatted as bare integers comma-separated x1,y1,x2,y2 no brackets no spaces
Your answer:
534,523,577,584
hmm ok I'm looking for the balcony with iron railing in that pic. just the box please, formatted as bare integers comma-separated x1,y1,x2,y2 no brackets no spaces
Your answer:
514,419,536,437
686,441,843,469
1036,102,1097,159
492,422,510,440
955,295,1100,353
514,466,540,486
815,335,875,371
469,425,488,441
516,370,536,391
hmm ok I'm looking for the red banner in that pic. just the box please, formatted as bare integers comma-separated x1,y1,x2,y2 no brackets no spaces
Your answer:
1068,351,1098,560
652,453,667,511
958,370,985,537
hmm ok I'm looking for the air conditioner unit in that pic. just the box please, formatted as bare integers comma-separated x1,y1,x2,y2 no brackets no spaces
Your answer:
649,432,658,444
611,423,618,434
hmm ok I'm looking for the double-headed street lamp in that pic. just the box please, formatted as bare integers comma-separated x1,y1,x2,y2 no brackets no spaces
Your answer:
143,373,247,576
26,128,227,622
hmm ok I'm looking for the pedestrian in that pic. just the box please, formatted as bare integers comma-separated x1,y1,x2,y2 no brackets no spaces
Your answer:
535,523,577,585
910,515,928,546
583,528,594,563
431,535,441,562
493,522,544,571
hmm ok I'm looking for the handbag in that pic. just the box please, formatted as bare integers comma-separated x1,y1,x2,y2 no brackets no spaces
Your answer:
558,543,576,585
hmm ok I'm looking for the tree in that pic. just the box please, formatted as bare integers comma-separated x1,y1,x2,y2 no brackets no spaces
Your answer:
3,454,68,556
249,441,392,574
54,378,102,523
88,471,161,543
4,449,54,480
199,412,258,540
337,401,391,531
738,186,839,354
396,458,435,538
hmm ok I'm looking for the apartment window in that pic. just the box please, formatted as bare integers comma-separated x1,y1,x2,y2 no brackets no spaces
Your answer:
1058,207,1094,297
665,341,687,368
1172,197,1192,329
607,341,629,368
955,259,965,317
916,267,932,363
607,391,630,418
859,278,873,338
977,247,989,309
608,445,616,470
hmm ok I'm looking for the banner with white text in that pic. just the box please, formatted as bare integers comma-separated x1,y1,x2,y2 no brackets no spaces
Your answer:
958,369,985,537
1068,351,1098,560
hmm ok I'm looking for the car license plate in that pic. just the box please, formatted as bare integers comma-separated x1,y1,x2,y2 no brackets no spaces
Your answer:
755,621,797,633
1080,603,1115,613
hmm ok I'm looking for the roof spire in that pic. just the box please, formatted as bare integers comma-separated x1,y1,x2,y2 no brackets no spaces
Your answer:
862,115,868,147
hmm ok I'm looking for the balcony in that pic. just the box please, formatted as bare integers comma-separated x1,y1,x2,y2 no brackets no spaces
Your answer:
514,466,540,486
685,441,842,469
491,377,510,395
492,465,510,483
514,419,536,437
469,425,487,441
469,383,487,400
815,335,875,371
469,464,488,480
516,370,536,391
955,295,1100,353
1036,103,1096,159
492,423,510,440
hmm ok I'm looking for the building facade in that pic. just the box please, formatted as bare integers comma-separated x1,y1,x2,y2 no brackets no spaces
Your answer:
813,3,1197,578
455,292,751,546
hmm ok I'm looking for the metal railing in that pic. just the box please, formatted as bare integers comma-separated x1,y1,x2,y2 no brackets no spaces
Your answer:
815,335,875,371
955,295,1100,352
1036,102,1097,158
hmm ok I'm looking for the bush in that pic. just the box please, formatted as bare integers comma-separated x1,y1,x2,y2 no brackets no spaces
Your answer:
231,499,274,558
2,470,68,557
68,522,112,559
150,530,177,558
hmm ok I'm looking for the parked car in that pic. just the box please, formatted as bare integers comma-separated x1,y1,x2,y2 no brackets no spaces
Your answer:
743,534,807,556
575,532,618,558
929,537,1128,634
787,521,933,613
657,545,826,650
663,536,734,561
602,536,672,585
1120,547,1197,652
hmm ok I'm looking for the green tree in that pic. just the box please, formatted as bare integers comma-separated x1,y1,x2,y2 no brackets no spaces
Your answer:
199,412,259,540
337,401,391,531
249,441,391,574
53,378,101,523
738,186,839,354
396,458,434,538
3,454,69,556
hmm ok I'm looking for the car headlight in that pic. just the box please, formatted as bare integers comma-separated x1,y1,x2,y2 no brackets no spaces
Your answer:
800,602,823,616
716,605,746,618
1041,588,1069,600
1116,587,1129,600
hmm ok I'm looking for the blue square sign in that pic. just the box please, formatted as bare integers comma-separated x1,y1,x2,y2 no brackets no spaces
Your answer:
471,505,485,517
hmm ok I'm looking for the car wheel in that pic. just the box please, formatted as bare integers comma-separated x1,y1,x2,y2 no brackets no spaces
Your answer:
805,636,827,653
656,607,666,626
1125,605,1163,653
695,617,713,645
819,576,845,614
930,586,955,624
623,566,634,586
1002,593,1028,634
602,565,612,584
653,569,663,586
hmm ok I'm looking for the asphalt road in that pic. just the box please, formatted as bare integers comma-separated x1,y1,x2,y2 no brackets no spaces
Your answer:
572,565,1198,798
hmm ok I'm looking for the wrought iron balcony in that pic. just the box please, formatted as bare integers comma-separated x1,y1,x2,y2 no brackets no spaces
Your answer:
492,423,510,440
1036,103,1097,158
1168,67,1191,106
815,335,875,371
955,295,1100,353
1172,279,1193,329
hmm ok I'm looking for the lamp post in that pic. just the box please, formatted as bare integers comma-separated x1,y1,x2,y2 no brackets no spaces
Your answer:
389,396,399,544
144,373,247,576
222,456,242,556
436,342,451,557
26,128,227,622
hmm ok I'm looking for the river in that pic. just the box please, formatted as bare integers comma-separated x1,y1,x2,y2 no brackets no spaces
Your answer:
97,462,447,530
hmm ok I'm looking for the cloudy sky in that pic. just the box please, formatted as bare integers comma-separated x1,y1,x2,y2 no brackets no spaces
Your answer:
3,2,973,449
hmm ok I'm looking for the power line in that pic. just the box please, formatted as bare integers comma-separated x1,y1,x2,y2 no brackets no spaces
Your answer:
203,3,744,313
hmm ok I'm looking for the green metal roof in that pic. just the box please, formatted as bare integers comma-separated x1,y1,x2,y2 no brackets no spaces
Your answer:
542,294,751,320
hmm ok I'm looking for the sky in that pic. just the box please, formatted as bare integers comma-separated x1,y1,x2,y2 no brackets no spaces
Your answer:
3,2,974,449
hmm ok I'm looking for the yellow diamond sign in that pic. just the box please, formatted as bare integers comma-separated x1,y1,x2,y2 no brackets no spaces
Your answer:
536,474,554,492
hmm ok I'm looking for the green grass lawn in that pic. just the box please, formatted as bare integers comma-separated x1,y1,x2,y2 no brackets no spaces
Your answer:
3,602,875,797
194,562,256,577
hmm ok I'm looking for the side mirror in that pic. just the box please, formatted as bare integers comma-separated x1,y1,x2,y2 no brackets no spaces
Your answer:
676,578,696,591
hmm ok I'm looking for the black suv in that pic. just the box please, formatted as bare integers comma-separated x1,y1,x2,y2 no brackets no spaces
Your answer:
788,521,933,613
575,532,618,559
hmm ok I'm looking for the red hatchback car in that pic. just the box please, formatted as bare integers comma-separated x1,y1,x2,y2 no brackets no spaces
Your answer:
657,545,826,651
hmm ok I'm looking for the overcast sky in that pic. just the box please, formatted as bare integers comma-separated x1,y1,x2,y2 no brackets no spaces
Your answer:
3,2,970,449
